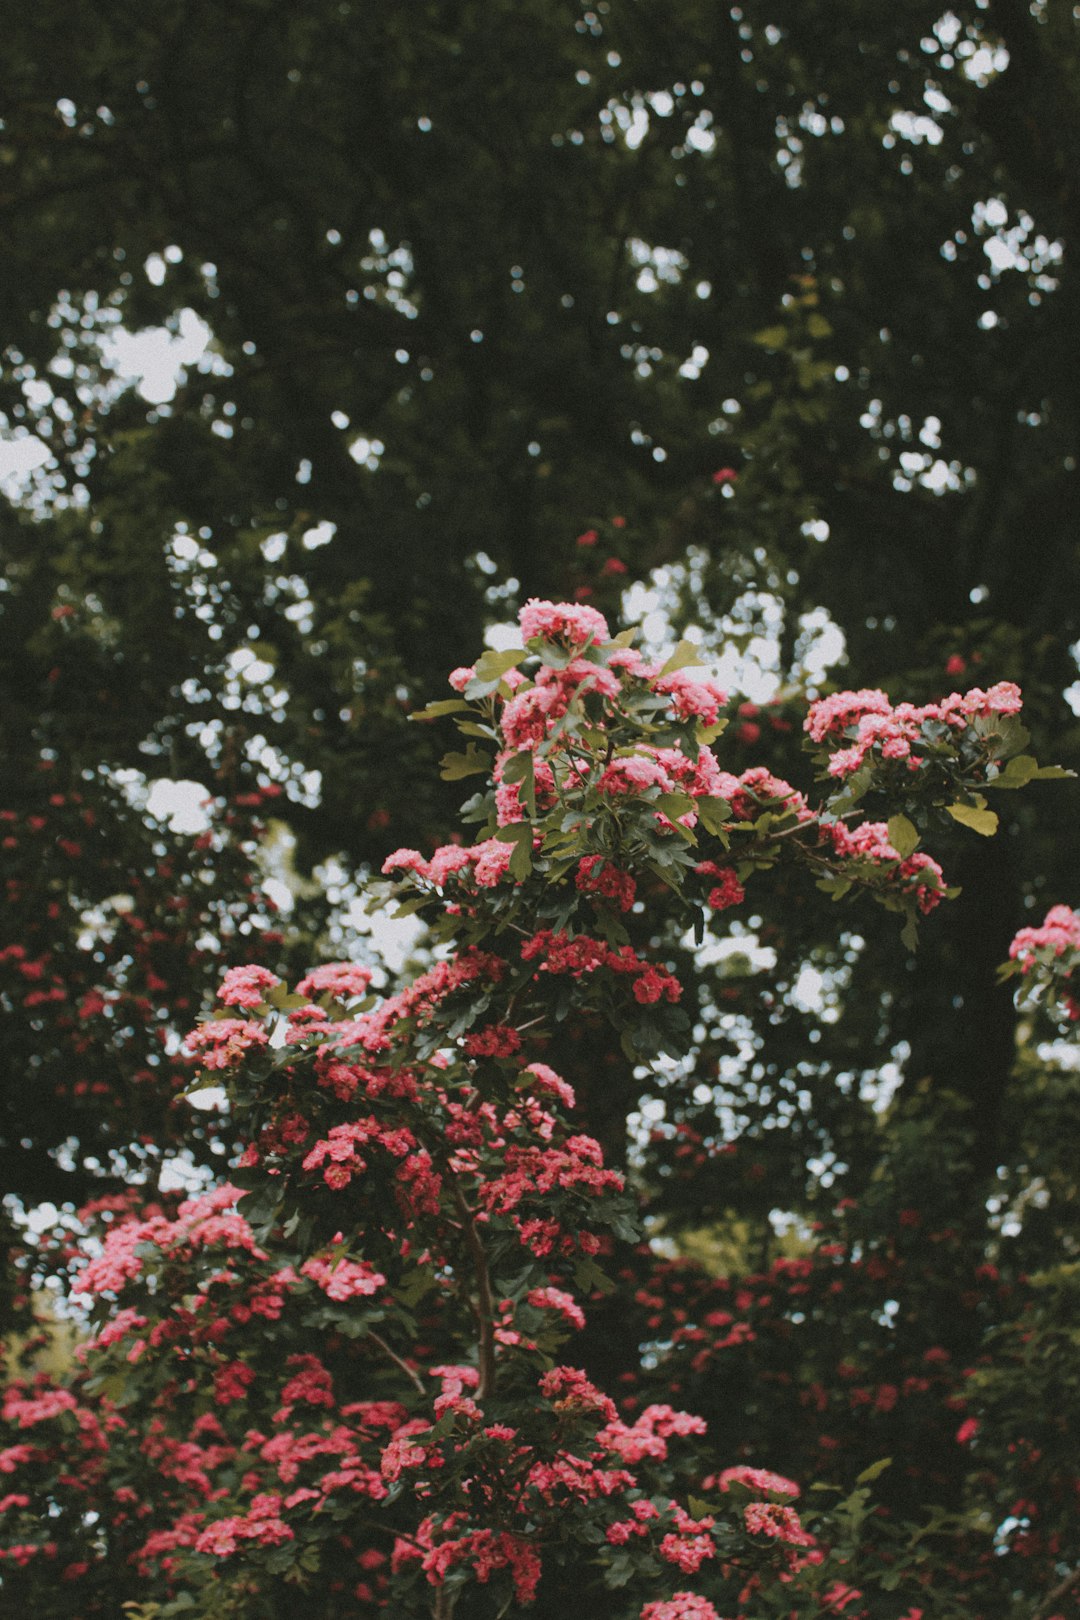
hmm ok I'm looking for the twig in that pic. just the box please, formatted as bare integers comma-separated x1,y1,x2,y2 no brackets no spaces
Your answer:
1032,1564,1080,1620
452,1183,496,1400
367,1328,425,1395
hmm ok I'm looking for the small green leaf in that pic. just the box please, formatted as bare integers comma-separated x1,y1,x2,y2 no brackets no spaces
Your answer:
609,627,638,648
855,1457,893,1486
946,802,999,837
752,324,789,349
696,796,733,837
887,814,919,859
659,639,708,677
574,1257,616,1295
500,751,532,783
475,647,526,680
1000,753,1038,787
408,698,471,722
655,791,696,822
508,837,533,880
440,744,490,781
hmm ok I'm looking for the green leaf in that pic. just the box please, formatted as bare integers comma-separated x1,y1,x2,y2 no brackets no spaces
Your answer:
946,802,999,837
752,324,789,349
501,749,537,815
1034,764,1076,780
574,1257,616,1295
494,821,532,845
463,648,528,700
806,311,833,339
396,1266,436,1307
474,647,526,679
659,639,708,677
901,913,920,952
856,1457,893,1486
998,753,1038,788
408,698,471,722
508,837,533,880
440,744,490,781
610,627,638,648
887,814,919,859
696,796,732,837
655,791,696,822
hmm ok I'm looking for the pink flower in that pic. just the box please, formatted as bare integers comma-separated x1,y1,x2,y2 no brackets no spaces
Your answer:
641,1597,721,1620
295,963,373,1000
527,1286,586,1330
715,1465,799,1498
519,598,610,648
653,670,727,727
217,965,280,1009
743,1501,814,1545
185,1019,269,1070
301,1253,386,1300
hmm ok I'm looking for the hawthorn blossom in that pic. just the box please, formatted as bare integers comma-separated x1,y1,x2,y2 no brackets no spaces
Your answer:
185,1018,269,1069
641,1598,722,1620
295,963,374,1000
1009,904,1080,968
653,669,727,727
519,598,610,647
217,964,281,1008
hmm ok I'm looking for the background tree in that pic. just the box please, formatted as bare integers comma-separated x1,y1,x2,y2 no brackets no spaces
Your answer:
2,1,1080,1610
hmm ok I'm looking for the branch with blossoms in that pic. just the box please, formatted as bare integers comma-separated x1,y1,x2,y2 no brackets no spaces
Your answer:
396,599,1067,955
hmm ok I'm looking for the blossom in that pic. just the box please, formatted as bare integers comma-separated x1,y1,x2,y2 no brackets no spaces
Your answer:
185,1018,269,1070
653,669,727,727
1009,905,1080,968
598,755,676,796
522,1062,576,1109
714,1465,799,1498
217,965,281,1008
527,1286,586,1330
295,963,374,1000
519,598,610,647
696,862,744,912
301,1254,386,1300
576,855,637,912
743,1501,814,1546
641,1599,722,1620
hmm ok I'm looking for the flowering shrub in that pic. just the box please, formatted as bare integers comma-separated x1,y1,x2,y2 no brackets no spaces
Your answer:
0,602,1069,1618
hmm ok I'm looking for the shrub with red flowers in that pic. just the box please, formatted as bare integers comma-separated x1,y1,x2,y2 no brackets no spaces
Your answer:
0,602,1072,1618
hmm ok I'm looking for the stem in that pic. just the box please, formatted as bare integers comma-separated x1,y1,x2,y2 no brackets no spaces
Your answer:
433,1583,457,1619
367,1328,425,1394
1032,1564,1080,1620
452,1182,497,1400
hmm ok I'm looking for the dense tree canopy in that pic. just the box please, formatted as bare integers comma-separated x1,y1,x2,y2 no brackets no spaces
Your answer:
2,2,1080,1615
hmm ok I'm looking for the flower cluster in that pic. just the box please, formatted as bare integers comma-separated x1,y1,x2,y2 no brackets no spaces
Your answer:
805,682,1023,779
1004,904,1080,1020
